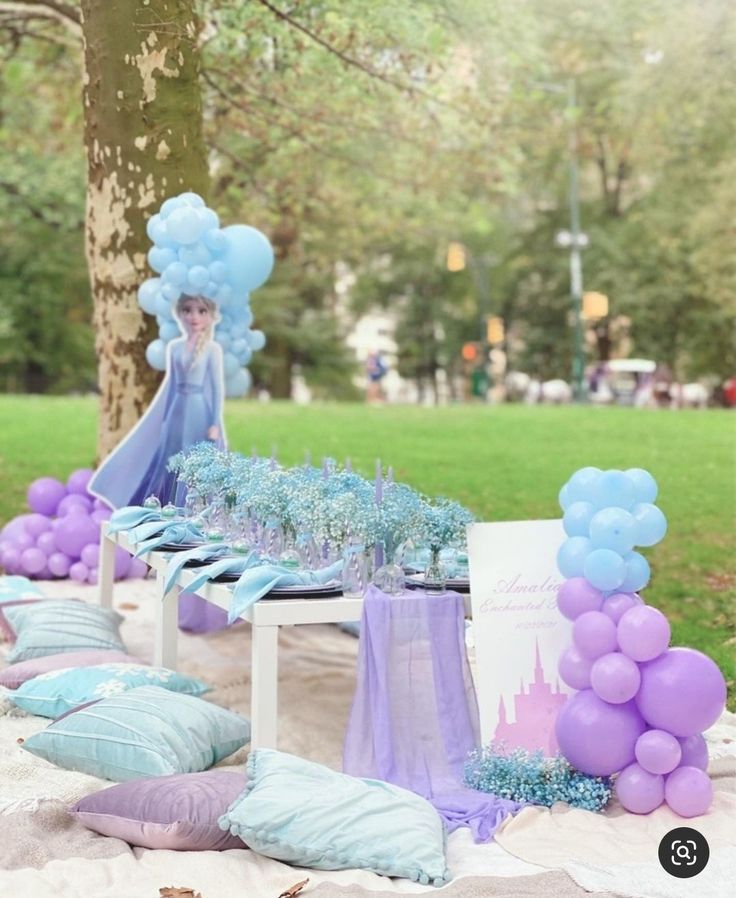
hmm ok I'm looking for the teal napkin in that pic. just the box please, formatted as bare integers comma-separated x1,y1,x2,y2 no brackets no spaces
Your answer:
183,551,263,594
133,522,205,557
108,506,163,534
228,560,343,622
163,543,231,595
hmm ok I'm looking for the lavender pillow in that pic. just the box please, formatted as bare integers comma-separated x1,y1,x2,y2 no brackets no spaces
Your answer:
0,650,147,690
71,770,248,850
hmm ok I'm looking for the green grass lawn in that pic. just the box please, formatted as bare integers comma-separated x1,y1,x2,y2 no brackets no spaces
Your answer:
1,396,734,705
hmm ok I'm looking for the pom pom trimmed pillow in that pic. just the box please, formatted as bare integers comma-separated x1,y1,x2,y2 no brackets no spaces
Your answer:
219,749,450,886
22,685,250,781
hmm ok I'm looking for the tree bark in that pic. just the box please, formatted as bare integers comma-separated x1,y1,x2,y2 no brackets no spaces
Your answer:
80,0,208,460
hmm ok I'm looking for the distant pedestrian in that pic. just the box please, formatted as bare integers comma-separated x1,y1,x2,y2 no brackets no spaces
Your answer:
365,351,388,402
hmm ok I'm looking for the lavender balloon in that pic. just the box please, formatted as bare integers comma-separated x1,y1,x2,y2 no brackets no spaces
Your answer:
47,552,72,578
25,514,53,540
677,734,709,771
615,762,665,814
617,605,670,662
81,543,100,569
590,652,641,704
635,730,682,775
558,645,594,690
601,592,640,624
573,611,618,660
665,767,713,818
21,547,46,576
36,531,57,556
55,514,99,560
67,468,94,495
69,561,89,583
57,494,93,517
1,546,22,573
557,578,603,620
114,546,132,579
27,477,67,516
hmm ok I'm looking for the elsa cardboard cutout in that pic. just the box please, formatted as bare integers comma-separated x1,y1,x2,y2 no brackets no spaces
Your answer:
89,295,226,509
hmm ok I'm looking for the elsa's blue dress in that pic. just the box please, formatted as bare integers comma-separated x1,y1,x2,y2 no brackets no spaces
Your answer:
89,338,229,634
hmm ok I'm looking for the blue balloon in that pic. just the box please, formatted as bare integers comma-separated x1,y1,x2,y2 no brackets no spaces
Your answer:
138,278,161,315
203,228,227,254
216,332,232,351
160,196,185,219
147,216,176,248
187,265,210,290
631,503,667,547
626,468,658,504
223,352,241,378
202,281,219,300
148,246,177,274
559,483,572,512
620,552,651,592
146,213,163,243
198,207,219,229
225,367,252,398
222,224,274,292
167,207,205,245
155,296,173,318
162,261,188,287
583,548,626,591
145,339,167,371
159,320,181,342
563,501,596,537
160,282,181,302
177,191,205,208
216,284,234,306
557,537,593,579
178,242,212,267
589,507,637,554
591,470,636,510
248,329,266,351
567,467,602,503
209,260,228,283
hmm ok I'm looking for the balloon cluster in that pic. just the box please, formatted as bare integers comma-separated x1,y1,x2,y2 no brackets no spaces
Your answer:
0,472,147,585
554,467,727,818
138,192,273,398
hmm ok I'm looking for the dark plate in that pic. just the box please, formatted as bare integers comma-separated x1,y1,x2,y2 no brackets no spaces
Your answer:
157,541,205,552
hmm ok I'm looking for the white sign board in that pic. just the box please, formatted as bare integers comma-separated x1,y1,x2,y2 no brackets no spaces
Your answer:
468,520,572,755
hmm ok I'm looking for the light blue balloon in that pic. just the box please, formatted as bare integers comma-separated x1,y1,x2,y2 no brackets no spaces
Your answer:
160,196,185,219
162,261,188,287
202,281,219,300
563,501,596,537
620,552,651,592
159,320,181,342
223,352,241,378
558,483,572,512
146,213,163,243
216,284,233,305
145,339,167,371
155,296,173,318
167,207,205,245
178,242,212,268
631,503,667,547
209,260,228,283
589,507,637,554
222,224,274,292
148,217,176,248
625,468,658,504
591,470,636,510
248,329,266,351
203,228,227,254
198,207,219,229
160,282,181,302
566,467,602,503
225,367,252,398
583,548,626,591
187,265,210,290
557,536,592,578
178,192,205,208
138,278,161,315
148,246,178,274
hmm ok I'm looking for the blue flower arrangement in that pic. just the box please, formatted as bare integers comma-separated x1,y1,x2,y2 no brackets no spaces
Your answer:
464,744,612,812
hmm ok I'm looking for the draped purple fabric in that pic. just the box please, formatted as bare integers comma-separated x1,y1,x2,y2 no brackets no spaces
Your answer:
343,586,523,842
177,591,230,633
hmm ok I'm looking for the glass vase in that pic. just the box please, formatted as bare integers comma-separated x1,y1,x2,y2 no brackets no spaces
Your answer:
424,545,446,593
342,543,369,598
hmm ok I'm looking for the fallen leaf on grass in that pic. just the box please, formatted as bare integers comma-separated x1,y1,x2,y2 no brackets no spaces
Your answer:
159,888,202,898
278,879,310,898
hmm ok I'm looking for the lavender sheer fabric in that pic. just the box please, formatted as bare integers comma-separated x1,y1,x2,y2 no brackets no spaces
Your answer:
343,586,523,842
178,591,230,633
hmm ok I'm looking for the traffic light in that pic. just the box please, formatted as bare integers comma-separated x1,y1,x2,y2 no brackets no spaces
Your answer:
486,315,505,345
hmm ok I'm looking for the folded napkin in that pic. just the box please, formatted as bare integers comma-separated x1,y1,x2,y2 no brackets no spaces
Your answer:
133,522,205,557
228,560,343,622
180,550,263,594
163,543,232,595
108,506,164,535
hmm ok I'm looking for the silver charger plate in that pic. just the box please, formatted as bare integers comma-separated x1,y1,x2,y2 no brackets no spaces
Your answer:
157,541,206,552
269,581,342,597
406,573,470,592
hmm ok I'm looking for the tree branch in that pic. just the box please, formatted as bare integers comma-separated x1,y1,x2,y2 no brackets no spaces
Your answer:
0,0,81,31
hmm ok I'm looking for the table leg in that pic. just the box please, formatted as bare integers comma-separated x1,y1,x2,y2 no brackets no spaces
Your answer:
98,528,116,609
251,624,279,749
155,569,179,670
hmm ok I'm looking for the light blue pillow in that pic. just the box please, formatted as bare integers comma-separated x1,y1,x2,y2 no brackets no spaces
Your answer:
219,750,450,886
11,663,211,718
4,600,126,664
22,685,250,781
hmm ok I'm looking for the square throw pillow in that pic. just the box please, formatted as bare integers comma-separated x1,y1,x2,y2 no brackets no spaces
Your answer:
22,685,250,781
219,750,450,886
71,770,248,850
11,663,211,718
0,575,47,641
4,600,126,664
0,650,146,690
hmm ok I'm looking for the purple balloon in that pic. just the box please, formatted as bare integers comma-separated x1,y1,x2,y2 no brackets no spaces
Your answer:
126,557,149,580
14,532,34,552
573,611,619,660
21,547,46,576
677,734,708,771
114,546,132,579
80,543,100,568
47,552,72,578
1,546,22,574
54,514,99,560
36,531,57,556
92,508,112,525
25,513,53,540
590,652,642,704
57,494,93,517
555,689,647,776
69,561,89,583
87,566,99,585
1,514,35,541
27,477,67,516
601,592,640,624
557,578,603,620
617,605,670,662
558,645,594,690
67,468,94,495
93,498,110,512
636,647,727,737
635,729,682,775
615,762,665,814
665,766,713,818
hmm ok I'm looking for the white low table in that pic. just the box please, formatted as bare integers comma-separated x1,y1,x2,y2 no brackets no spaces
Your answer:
98,522,365,750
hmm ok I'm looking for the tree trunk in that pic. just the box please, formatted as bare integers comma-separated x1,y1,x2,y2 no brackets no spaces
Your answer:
80,0,209,460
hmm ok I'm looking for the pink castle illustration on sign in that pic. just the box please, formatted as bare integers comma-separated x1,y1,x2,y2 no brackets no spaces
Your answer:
494,639,567,755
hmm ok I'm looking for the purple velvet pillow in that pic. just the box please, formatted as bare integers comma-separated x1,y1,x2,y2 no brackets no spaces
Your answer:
71,770,248,850
0,650,147,690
